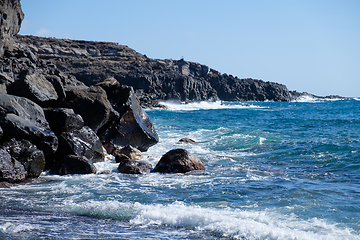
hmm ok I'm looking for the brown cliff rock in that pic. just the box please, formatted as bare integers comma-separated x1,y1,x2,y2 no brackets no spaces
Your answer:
0,0,24,57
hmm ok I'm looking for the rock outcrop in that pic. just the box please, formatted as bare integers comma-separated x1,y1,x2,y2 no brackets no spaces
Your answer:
0,0,24,57
16,35,295,106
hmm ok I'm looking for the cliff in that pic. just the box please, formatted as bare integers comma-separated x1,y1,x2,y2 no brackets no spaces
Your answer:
16,35,294,106
0,0,23,57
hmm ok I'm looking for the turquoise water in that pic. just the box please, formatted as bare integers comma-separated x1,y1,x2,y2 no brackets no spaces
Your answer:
1,98,359,239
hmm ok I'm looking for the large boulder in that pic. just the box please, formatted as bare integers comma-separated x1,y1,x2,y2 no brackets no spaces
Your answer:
47,126,104,173
0,147,26,182
44,108,84,135
0,0,24,57
0,94,58,155
7,73,59,107
2,138,45,178
50,155,96,175
55,126,104,163
0,94,50,127
153,148,205,173
65,85,118,133
98,84,159,151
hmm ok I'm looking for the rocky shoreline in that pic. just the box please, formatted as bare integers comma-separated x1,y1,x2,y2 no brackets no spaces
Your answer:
16,34,297,107
0,0,345,185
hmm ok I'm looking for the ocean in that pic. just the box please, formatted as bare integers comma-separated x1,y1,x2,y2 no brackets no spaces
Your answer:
1,97,359,240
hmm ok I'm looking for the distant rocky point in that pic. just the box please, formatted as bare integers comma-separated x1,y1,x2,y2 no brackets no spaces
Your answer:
16,34,298,107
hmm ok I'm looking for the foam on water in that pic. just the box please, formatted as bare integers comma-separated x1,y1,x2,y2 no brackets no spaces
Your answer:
160,100,270,111
45,199,357,240
293,95,346,103
0,222,39,234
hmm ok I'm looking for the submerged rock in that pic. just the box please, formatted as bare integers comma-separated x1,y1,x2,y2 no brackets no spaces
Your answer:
178,138,197,144
113,145,143,162
153,148,205,173
117,155,152,174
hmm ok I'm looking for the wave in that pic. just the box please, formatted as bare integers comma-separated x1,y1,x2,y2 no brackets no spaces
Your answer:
53,200,359,240
159,101,271,111
292,94,347,103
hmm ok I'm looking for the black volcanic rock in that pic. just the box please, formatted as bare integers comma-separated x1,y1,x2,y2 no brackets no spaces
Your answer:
153,148,205,173
16,35,295,105
50,155,97,175
2,138,45,178
0,147,26,182
44,108,84,135
208,75,292,101
7,73,59,107
0,94,58,155
116,154,152,174
55,126,104,164
113,145,143,162
64,85,117,133
97,82,159,151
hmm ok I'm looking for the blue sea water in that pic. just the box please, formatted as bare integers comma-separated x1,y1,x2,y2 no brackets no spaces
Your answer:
1,97,359,239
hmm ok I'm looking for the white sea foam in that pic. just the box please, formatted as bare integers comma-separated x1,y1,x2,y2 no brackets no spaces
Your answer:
293,95,319,103
38,198,357,240
0,222,39,233
160,100,270,111
293,95,346,103
128,201,357,240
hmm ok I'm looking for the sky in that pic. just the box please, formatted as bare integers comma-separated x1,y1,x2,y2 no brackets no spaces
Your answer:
19,0,360,97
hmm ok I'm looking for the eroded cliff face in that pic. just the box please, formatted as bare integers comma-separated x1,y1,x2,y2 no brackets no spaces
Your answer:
0,0,23,57
16,35,293,104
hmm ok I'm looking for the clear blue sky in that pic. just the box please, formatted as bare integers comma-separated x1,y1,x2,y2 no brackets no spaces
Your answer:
19,0,360,97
